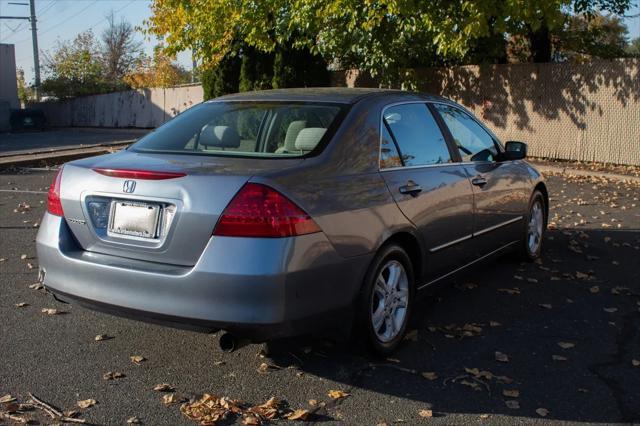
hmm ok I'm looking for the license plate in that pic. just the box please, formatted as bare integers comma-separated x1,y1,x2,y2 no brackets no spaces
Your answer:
108,201,160,239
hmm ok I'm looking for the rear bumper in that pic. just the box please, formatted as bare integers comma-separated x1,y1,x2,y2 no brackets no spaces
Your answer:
36,213,371,340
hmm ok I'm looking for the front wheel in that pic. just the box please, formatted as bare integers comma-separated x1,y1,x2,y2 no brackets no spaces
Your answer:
358,244,414,355
518,190,546,261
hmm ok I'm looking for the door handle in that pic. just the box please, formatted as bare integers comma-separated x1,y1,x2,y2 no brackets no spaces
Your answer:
399,182,422,195
471,176,487,187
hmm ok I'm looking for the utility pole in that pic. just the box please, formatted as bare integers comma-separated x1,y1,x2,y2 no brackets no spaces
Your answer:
0,0,40,100
28,0,40,99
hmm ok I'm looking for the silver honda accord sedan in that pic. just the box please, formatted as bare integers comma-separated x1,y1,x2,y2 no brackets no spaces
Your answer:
36,88,547,354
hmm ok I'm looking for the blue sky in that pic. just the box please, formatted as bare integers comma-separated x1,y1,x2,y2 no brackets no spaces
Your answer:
2,0,639,85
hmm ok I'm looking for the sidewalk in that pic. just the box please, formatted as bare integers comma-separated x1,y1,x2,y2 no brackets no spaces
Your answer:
528,159,640,184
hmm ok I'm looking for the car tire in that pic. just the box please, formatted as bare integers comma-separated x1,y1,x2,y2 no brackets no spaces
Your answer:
357,244,414,356
518,190,546,261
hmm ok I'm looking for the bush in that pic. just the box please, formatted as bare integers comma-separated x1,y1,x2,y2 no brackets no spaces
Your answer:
201,54,241,100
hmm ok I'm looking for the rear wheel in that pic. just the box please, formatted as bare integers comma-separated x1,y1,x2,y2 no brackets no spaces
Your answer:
358,244,414,355
518,190,546,261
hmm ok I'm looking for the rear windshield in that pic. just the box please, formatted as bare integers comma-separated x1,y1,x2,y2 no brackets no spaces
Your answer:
130,101,345,158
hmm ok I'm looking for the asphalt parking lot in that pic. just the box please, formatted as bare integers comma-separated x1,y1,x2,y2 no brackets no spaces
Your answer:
1,167,639,425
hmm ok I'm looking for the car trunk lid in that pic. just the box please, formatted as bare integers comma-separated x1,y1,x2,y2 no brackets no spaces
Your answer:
59,150,303,266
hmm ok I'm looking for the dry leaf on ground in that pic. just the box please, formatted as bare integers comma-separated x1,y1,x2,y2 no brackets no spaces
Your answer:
505,400,520,409
41,308,62,315
162,393,184,405
0,394,16,403
502,389,520,398
103,371,125,380
130,355,146,364
28,283,44,290
77,399,97,409
126,416,141,424
257,362,282,373
418,409,433,418
287,409,310,420
558,342,576,349
421,372,438,380
552,355,568,361
15,302,28,308
94,334,111,341
327,390,350,400
632,359,640,367
153,383,175,392
603,307,618,313
536,408,549,417
495,351,510,362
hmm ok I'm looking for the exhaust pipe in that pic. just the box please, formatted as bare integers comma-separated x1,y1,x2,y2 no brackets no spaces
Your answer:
218,332,250,353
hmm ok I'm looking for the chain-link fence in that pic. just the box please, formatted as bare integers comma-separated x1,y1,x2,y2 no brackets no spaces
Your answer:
336,59,640,166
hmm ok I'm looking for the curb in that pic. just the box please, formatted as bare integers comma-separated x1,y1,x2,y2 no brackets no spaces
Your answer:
0,142,132,169
532,164,640,184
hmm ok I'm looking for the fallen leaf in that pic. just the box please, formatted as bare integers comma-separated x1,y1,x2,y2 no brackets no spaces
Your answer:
130,355,146,364
575,271,590,280
421,371,438,380
536,408,549,417
257,362,282,373
418,409,433,418
589,286,600,293
505,400,520,409
287,409,310,420
603,307,618,313
632,359,640,367
28,283,43,290
15,302,28,307
489,321,502,327
103,371,125,380
328,390,350,400
498,288,521,295
126,417,142,424
495,351,510,363
552,355,568,361
41,308,61,315
162,393,183,405
0,394,16,403
558,342,575,349
502,389,520,398
539,304,552,309
308,399,318,406
94,334,111,341
404,330,418,341
479,413,490,419
153,383,174,392
20,254,27,260
77,399,97,409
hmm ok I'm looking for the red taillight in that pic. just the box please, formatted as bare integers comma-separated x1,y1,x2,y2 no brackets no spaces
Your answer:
213,183,321,238
92,168,186,180
47,166,64,216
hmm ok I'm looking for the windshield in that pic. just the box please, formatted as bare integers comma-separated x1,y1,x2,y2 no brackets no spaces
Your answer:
131,101,345,158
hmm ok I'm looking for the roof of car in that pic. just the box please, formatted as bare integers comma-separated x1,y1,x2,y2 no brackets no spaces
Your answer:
213,87,450,105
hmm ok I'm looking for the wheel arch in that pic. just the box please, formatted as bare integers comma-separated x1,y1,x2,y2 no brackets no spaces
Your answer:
533,181,549,223
379,231,424,283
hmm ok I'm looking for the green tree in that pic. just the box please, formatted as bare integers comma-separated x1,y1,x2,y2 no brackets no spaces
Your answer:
16,68,35,105
626,37,640,57
555,13,630,60
146,0,634,88
41,30,111,98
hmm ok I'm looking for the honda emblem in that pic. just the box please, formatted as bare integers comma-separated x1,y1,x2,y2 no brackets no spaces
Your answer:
123,180,136,193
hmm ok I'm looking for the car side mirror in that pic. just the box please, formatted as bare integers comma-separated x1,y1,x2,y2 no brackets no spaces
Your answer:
503,141,527,160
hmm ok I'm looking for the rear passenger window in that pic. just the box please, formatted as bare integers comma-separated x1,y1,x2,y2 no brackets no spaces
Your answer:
383,104,451,167
433,104,500,162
